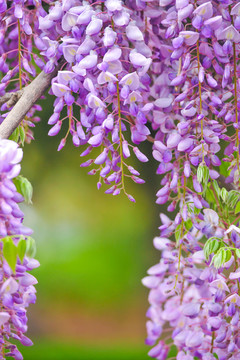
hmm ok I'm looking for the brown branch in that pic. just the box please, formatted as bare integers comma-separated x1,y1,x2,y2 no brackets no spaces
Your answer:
0,58,65,139
0,90,23,108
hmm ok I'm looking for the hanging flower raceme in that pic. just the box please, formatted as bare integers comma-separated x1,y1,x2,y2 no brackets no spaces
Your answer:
138,0,240,359
35,0,153,198
2,0,240,359
0,139,39,360
0,0,45,143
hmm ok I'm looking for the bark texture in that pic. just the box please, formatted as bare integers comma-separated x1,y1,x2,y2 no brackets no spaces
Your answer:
0,59,64,139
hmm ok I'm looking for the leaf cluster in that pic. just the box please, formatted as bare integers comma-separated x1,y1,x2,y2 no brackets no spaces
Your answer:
9,125,26,146
206,180,240,216
175,219,193,245
13,175,33,204
204,236,240,269
197,163,209,193
1,236,36,273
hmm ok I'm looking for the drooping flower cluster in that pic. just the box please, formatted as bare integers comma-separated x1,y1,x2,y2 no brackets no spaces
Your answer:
2,0,240,359
33,0,154,198
143,210,240,360
139,0,240,359
0,139,39,360
0,0,45,142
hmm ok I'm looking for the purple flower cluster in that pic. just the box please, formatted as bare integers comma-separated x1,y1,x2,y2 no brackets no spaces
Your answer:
0,1,44,142
2,1,240,359
143,209,240,359
35,0,154,197
135,0,240,358
0,140,39,360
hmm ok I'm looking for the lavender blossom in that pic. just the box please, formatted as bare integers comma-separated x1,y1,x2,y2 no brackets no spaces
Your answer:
0,140,39,359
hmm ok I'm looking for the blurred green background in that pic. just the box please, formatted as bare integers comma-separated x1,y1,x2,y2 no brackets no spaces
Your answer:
18,96,163,359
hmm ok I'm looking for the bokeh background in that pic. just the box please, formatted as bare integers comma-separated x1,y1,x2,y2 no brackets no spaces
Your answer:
18,96,165,359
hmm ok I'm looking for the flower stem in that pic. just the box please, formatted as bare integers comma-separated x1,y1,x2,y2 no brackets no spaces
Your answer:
116,80,125,190
18,20,22,90
211,331,215,353
197,39,204,162
175,175,186,289
67,105,72,138
233,43,240,178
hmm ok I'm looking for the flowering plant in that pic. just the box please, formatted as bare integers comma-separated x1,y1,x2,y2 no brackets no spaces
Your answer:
1,0,240,359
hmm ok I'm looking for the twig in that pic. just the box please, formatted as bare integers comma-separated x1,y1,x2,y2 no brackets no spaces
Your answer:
0,90,23,108
0,58,65,139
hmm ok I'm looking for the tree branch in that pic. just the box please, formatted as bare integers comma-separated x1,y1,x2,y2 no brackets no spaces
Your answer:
0,90,23,108
0,58,65,139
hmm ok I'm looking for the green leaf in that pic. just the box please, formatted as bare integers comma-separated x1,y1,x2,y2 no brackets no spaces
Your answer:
205,187,216,206
21,177,33,204
204,237,221,260
220,188,228,203
219,161,230,177
212,180,221,197
17,238,27,263
19,126,25,146
13,176,33,204
175,224,182,245
186,203,193,214
202,165,209,185
194,207,200,215
234,169,240,184
210,240,219,254
225,249,232,263
26,237,36,258
197,163,209,186
204,241,211,260
197,164,203,184
9,127,20,143
235,249,240,258
212,248,226,269
235,201,240,214
227,190,240,208
184,219,193,231
3,238,17,273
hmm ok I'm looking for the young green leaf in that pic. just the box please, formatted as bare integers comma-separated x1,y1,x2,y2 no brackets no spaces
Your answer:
212,248,226,269
9,127,20,143
235,249,240,258
13,176,33,204
19,126,25,146
184,219,193,231
220,188,228,203
175,224,182,245
26,237,36,258
197,163,209,186
202,165,209,185
204,238,221,260
194,207,200,215
219,161,230,177
235,201,240,214
225,249,232,263
205,187,216,206
17,239,27,263
3,238,18,273
197,164,203,184
227,190,240,208
186,203,193,214
204,241,211,260
212,180,221,197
